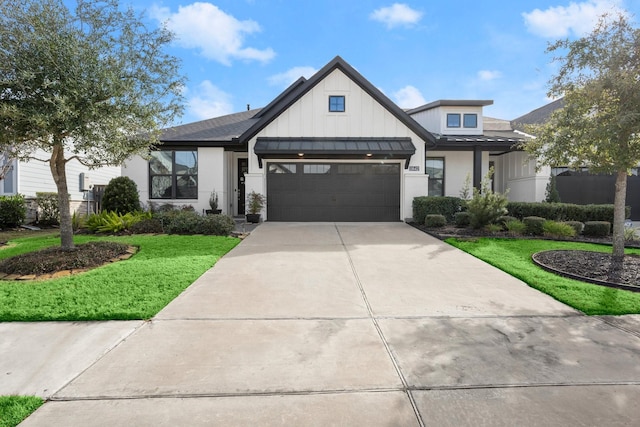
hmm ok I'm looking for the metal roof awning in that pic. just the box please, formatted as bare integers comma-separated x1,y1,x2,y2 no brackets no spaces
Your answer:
254,137,416,168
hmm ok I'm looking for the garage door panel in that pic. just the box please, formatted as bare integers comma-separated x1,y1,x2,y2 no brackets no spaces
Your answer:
267,162,400,222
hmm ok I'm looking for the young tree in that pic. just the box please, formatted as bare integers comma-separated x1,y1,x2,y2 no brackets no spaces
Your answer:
522,12,640,259
0,0,184,250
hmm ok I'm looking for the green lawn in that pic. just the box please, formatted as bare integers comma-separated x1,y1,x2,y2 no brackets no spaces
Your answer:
0,396,43,427
0,234,240,321
446,237,640,315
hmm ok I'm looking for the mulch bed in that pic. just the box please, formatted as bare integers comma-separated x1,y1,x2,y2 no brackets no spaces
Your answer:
533,250,640,291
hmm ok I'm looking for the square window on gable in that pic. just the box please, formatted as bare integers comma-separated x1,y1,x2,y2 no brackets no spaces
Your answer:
463,113,478,128
329,95,345,112
446,113,460,128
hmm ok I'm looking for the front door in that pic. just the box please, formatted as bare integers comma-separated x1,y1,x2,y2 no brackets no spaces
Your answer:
237,158,248,215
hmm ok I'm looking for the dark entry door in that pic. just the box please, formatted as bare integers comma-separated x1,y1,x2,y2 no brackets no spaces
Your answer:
237,158,248,215
267,162,400,222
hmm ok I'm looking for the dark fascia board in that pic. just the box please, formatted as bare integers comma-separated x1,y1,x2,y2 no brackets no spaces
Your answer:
407,99,494,115
239,55,437,146
432,141,522,152
254,77,307,119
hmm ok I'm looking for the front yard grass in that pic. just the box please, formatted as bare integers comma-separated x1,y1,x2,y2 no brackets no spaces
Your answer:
0,396,43,427
446,237,640,315
0,234,240,321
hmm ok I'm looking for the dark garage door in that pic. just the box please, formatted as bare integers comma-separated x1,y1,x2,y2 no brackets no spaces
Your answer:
267,162,400,221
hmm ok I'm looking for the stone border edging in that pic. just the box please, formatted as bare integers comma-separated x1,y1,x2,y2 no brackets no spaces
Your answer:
0,245,138,281
532,250,640,293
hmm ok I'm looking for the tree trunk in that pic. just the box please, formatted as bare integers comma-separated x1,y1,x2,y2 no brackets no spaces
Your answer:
49,142,75,250
612,170,627,260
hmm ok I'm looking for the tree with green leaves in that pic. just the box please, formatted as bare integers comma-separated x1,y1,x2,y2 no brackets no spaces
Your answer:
522,12,640,259
0,0,184,250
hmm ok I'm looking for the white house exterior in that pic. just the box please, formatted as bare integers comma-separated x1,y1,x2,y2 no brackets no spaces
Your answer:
123,56,436,222
129,56,622,222
0,148,120,217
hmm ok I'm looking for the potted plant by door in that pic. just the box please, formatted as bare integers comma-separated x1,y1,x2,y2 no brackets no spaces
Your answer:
205,190,222,215
246,191,265,223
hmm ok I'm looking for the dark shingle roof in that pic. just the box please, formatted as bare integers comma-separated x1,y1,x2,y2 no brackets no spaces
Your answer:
159,109,263,143
512,98,565,127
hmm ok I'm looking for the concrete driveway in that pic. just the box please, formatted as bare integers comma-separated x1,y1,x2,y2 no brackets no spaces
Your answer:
9,222,640,426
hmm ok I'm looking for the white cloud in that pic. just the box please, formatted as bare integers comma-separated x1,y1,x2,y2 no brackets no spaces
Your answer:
393,85,426,109
370,3,423,29
186,80,234,120
268,66,318,87
150,2,275,65
478,70,503,81
522,0,623,38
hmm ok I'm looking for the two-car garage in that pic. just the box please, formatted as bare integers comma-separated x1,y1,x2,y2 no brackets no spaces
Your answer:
266,162,401,222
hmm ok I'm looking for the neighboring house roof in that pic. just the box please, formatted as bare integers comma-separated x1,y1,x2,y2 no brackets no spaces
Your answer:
406,100,493,115
158,109,262,144
512,98,565,128
239,55,437,147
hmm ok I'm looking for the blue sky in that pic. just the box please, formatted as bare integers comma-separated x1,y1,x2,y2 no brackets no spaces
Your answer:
86,0,640,124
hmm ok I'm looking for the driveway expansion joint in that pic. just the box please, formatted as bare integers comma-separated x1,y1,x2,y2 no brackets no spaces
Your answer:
334,224,425,427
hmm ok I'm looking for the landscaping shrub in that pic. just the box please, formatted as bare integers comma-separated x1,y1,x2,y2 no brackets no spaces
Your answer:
563,221,584,235
485,223,503,233
130,217,164,234
0,194,26,228
160,210,202,234
523,216,545,236
425,214,446,228
101,176,141,214
543,220,576,238
71,211,86,232
413,196,464,223
196,214,235,235
35,192,60,225
454,211,471,227
86,211,150,233
467,170,508,229
583,221,611,237
505,219,527,235
624,227,639,242
496,215,517,229
506,202,629,223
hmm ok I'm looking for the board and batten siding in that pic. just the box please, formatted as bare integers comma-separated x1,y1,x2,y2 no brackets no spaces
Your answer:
245,68,429,221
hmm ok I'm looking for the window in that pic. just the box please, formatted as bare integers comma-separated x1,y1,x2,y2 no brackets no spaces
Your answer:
303,164,331,174
268,163,297,174
149,150,198,199
463,114,477,128
426,157,444,196
329,95,345,112
446,113,460,128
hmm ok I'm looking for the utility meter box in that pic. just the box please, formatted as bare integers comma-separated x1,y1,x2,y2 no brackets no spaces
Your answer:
79,173,91,191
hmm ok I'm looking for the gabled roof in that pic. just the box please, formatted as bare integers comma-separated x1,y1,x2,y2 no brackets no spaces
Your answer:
239,55,437,146
159,109,262,143
512,98,565,127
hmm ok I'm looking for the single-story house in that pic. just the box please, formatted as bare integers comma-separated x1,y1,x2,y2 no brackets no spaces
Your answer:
0,148,120,219
123,55,592,222
124,56,437,222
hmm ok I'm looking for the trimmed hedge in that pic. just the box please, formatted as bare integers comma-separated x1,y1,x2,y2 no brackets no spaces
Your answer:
563,221,584,235
454,211,471,227
583,221,611,237
523,216,545,236
425,214,446,228
506,202,630,223
413,196,464,223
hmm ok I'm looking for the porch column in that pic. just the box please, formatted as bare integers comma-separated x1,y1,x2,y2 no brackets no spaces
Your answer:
473,145,482,189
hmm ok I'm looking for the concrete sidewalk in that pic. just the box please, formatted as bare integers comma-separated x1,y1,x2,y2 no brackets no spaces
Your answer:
6,223,640,426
